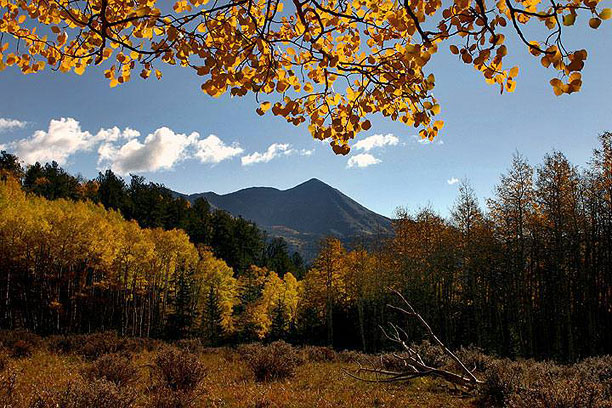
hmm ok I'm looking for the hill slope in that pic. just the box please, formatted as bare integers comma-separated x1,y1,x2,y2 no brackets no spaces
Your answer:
180,178,393,258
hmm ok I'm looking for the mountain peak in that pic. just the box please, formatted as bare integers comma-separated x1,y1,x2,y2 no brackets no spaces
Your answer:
292,177,331,191
298,177,326,186
180,179,393,259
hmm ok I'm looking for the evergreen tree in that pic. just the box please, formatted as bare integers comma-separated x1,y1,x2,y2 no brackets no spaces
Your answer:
201,286,224,345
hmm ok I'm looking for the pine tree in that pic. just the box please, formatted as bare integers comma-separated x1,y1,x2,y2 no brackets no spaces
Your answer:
166,265,197,339
201,287,224,345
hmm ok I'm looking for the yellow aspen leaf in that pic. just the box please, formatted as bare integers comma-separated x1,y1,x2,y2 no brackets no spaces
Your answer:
589,17,602,29
74,64,86,75
155,69,162,80
563,14,576,26
600,9,611,20
431,104,441,115
256,101,271,116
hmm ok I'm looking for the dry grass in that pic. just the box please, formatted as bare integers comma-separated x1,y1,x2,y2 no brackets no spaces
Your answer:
0,332,610,408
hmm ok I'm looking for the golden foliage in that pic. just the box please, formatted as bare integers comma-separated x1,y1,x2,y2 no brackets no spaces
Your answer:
1,0,606,152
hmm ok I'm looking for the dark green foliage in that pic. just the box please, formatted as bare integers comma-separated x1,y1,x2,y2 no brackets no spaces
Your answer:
166,266,199,340
263,237,295,277
201,287,224,346
268,299,289,341
23,161,82,200
0,151,23,180
95,169,130,210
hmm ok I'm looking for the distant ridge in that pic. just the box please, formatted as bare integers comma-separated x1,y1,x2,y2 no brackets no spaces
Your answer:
177,178,393,259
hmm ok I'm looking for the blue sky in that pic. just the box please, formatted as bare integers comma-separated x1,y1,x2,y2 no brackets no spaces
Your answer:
1,22,610,218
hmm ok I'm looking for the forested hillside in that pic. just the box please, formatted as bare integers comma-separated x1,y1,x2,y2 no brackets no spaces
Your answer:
0,156,306,278
0,133,611,361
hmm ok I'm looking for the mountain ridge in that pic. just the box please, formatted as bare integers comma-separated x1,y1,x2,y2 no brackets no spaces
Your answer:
176,178,393,258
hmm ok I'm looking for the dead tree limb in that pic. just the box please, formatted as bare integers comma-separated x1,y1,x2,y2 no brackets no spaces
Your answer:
346,289,482,390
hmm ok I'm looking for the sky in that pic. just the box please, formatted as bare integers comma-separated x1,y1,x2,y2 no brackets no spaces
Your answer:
1,20,611,218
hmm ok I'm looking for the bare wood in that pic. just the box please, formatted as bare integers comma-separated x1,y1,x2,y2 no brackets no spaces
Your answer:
346,289,482,390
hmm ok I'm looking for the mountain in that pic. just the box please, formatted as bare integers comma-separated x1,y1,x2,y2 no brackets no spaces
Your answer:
178,178,393,259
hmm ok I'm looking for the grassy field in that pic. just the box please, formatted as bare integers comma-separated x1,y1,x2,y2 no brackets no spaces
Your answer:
0,331,610,407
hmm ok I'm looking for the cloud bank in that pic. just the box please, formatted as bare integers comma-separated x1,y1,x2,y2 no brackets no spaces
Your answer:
3,118,245,175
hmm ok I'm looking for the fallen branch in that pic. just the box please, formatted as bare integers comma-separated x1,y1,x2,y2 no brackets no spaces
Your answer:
346,289,483,391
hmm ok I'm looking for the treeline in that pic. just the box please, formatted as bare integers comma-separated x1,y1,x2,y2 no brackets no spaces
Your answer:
1,133,611,362
0,176,301,342
320,133,611,361
0,154,305,277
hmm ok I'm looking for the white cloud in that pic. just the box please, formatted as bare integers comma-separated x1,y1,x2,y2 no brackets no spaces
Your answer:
347,153,381,168
411,135,444,146
299,148,314,156
97,127,199,175
4,117,243,173
447,177,459,185
11,118,94,165
0,118,27,133
241,143,293,166
353,133,399,152
6,118,147,166
93,126,140,143
193,134,244,164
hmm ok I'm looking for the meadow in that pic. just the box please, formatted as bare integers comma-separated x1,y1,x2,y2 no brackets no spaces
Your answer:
0,331,610,408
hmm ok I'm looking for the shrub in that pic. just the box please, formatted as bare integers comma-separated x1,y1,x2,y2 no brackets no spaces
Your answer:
29,379,137,408
377,352,411,372
456,346,495,373
12,339,33,358
154,348,206,392
77,332,125,360
0,330,40,358
146,387,197,408
337,350,368,364
302,345,337,362
46,335,78,354
0,349,8,372
509,376,608,408
83,353,139,387
477,358,526,407
410,340,449,369
239,341,304,382
0,330,42,348
0,367,18,405
174,338,205,354
478,357,612,408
